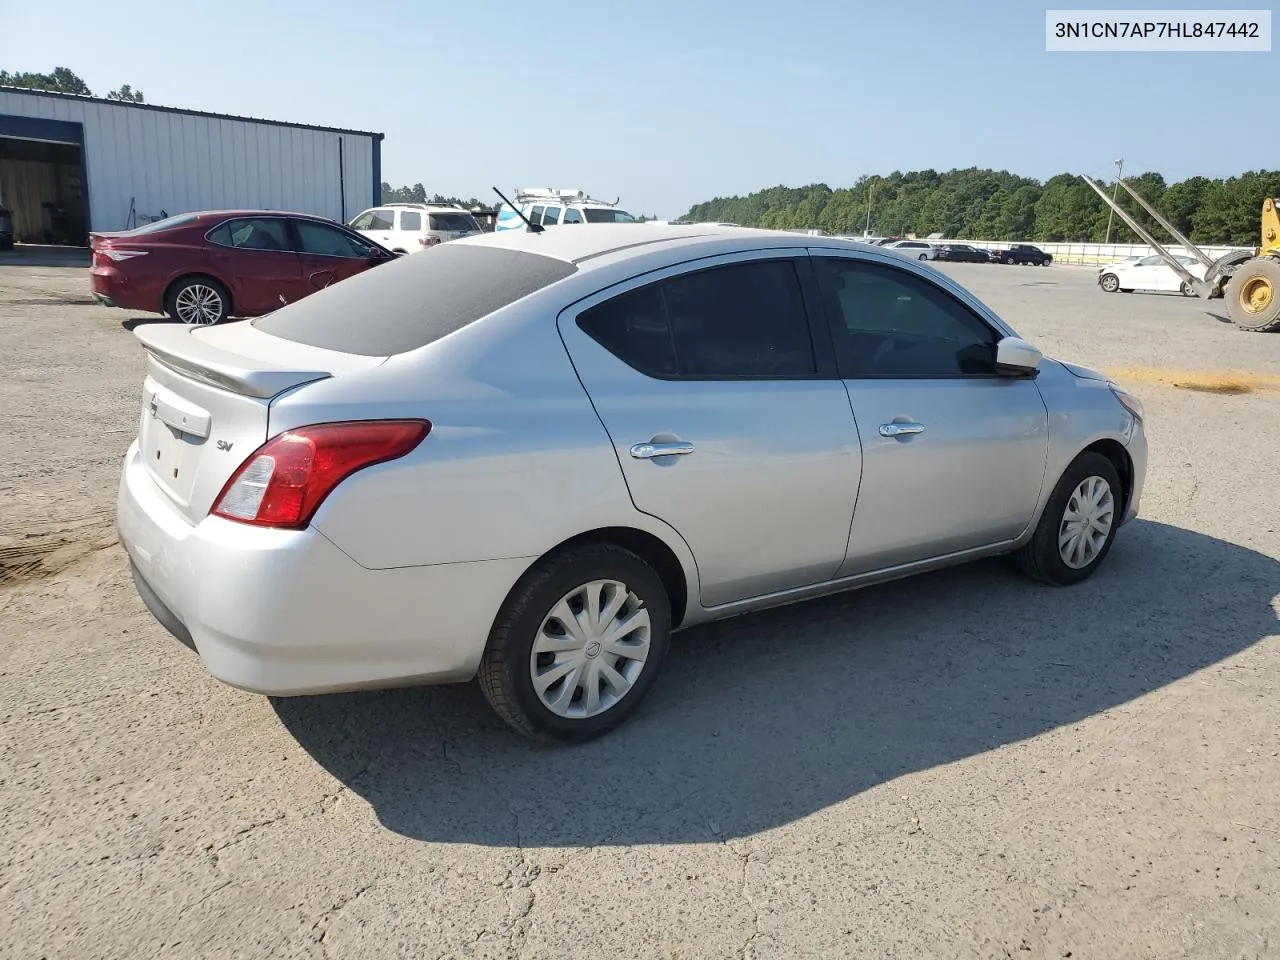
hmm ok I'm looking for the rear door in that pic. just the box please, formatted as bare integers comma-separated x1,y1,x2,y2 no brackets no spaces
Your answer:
558,251,862,608
811,251,1048,576
291,219,377,295
206,217,303,315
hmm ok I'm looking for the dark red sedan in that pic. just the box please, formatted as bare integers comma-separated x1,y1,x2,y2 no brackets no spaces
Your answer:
90,210,397,325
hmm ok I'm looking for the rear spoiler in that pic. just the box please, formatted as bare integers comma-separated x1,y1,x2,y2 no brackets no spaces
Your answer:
133,322,331,399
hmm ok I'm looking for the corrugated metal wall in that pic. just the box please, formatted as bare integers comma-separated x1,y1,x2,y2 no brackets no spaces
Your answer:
0,90,379,232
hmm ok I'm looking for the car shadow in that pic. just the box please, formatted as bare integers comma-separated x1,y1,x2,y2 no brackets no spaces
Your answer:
272,519,1278,847
121,317,170,332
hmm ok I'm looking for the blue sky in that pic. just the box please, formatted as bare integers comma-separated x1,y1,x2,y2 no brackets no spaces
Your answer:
1,0,1272,217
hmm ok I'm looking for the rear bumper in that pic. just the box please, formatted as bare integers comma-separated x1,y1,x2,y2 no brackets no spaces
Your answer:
116,441,531,696
91,265,163,313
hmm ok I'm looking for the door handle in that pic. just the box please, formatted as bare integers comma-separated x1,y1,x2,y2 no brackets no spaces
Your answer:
630,441,695,459
879,421,925,438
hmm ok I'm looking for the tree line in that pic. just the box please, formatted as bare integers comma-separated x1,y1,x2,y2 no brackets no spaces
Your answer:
682,168,1280,246
1,66,143,102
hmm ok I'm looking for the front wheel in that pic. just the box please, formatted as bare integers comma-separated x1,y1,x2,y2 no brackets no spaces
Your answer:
918,253,928,261
1014,451,1122,586
166,276,230,326
478,543,672,743
1180,280,1197,297
1099,273,1119,293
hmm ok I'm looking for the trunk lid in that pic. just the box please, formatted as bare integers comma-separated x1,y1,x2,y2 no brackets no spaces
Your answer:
131,321,385,524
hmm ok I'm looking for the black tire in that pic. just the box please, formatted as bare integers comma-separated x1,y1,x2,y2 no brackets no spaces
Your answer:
1014,451,1123,586
478,542,672,743
1180,280,1196,297
1099,273,1119,293
165,275,231,325
1224,256,1280,332
918,253,928,261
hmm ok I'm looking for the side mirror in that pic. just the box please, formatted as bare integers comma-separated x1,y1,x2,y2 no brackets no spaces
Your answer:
995,336,1042,377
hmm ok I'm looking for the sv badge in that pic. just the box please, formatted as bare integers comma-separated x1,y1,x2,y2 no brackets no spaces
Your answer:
216,440,234,452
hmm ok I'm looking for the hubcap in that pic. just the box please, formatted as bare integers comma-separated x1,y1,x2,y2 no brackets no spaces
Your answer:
1102,275,1118,292
1058,475,1114,570
530,579,651,720
174,284,223,325
1239,276,1274,314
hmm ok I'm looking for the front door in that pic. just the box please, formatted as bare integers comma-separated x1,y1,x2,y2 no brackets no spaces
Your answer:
811,252,1049,576
558,252,862,608
291,219,377,297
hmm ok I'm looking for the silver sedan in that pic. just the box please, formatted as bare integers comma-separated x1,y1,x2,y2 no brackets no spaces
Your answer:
117,225,1148,742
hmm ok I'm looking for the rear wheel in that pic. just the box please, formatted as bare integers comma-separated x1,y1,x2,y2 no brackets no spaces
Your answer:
478,543,672,743
166,276,230,326
1015,451,1122,586
1224,257,1280,332
1099,273,1119,293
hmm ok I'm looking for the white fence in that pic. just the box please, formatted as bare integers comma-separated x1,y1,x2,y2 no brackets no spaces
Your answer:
951,239,1250,266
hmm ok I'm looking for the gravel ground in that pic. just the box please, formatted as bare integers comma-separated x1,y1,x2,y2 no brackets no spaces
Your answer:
1,254,1278,960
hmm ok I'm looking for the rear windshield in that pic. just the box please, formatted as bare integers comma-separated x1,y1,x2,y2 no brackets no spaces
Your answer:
253,244,578,356
583,208,637,224
429,212,479,231
116,213,201,235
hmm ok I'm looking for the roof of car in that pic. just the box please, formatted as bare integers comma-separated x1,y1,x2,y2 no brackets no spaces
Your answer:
458,223,872,269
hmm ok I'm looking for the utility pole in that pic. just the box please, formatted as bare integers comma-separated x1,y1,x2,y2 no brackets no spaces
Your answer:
865,180,874,237
1104,157,1123,243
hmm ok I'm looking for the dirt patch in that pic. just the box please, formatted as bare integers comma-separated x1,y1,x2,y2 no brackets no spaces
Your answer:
0,513,119,588
1106,366,1280,396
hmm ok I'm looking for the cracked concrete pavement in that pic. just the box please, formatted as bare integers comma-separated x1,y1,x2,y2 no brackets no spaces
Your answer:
1,257,1278,959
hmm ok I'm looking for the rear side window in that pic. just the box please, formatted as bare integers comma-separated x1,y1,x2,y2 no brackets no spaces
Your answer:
542,206,561,225
562,208,583,224
399,210,422,231
577,259,817,379
254,244,578,356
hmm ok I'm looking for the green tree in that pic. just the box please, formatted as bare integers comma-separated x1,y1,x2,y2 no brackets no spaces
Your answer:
106,84,145,103
0,66,92,94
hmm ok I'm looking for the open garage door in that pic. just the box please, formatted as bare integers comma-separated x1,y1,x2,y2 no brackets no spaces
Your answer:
0,116,89,247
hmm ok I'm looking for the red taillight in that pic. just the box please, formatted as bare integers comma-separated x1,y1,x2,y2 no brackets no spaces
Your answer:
211,420,431,529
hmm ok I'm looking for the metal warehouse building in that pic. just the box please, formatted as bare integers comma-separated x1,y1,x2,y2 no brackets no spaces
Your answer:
0,87,383,246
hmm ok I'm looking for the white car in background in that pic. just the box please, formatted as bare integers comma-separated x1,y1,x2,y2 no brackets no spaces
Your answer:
882,239,938,261
348,203,482,254
1098,254,1206,296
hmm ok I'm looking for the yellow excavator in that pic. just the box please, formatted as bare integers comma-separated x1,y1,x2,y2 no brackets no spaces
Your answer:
1083,175,1280,333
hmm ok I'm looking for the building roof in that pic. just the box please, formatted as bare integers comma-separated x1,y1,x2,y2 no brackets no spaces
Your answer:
0,85,384,140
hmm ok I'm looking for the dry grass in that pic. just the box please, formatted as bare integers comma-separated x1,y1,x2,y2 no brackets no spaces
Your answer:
1105,366,1280,396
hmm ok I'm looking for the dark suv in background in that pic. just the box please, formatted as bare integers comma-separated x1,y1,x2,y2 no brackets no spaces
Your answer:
994,244,1053,266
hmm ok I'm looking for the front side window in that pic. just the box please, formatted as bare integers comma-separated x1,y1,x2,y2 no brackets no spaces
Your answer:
208,217,292,252
295,220,372,258
814,257,997,378
399,210,422,231
368,209,396,230
349,211,376,230
577,259,817,379
529,206,545,225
